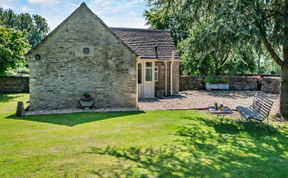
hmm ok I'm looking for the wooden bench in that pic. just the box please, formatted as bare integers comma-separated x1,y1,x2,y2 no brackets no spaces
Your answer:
236,93,273,123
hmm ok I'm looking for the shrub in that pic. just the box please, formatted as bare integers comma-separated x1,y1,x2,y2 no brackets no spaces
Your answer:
204,76,228,84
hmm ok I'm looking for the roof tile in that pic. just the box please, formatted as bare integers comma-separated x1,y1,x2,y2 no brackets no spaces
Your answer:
110,28,179,60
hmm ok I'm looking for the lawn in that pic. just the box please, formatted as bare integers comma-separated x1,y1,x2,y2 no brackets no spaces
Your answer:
1,94,288,177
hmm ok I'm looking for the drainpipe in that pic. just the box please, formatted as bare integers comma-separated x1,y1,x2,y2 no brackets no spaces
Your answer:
170,51,175,95
164,61,167,96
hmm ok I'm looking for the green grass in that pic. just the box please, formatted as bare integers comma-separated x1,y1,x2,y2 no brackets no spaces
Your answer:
1,93,288,177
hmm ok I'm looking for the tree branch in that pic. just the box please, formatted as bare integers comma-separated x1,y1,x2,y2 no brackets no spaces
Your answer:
253,1,284,67
260,34,284,67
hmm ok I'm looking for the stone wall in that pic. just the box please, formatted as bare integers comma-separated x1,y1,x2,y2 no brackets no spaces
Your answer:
179,76,205,90
0,76,29,93
180,76,281,94
27,5,137,110
224,76,259,90
261,77,281,94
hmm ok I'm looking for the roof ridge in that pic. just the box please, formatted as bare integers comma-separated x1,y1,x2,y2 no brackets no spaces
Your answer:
110,27,170,33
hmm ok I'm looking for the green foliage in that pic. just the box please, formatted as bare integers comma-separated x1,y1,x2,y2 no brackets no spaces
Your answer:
0,8,49,48
144,0,171,29
144,0,287,75
82,92,91,98
178,24,257,75
258,51,281,75
5,66,30,76
204,76,228,84
0,26,29,74
0,8,48,75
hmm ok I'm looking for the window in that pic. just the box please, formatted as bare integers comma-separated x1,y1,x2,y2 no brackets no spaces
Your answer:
155,66,158,82
145,62,152,82
138,63,142,84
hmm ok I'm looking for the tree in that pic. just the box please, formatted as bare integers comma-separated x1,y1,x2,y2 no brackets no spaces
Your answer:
177,21,257,75
0,25,30,74
145,0,288,118
0,8,49,47
29,15,49,47
145,0,258,76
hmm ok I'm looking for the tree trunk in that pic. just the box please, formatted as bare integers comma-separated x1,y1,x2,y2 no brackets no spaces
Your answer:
280,66,288,119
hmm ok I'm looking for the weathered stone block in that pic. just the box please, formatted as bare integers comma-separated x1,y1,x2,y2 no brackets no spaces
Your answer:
261,77,281,94
224,76,258,90
179,76,205,91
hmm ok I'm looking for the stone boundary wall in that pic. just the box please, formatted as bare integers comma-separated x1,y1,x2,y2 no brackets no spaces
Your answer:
180,76,281,94
0,76,29,93
0,75,281,94
260,77,281,94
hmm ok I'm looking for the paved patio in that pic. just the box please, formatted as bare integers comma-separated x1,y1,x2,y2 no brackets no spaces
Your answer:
138,90,280,115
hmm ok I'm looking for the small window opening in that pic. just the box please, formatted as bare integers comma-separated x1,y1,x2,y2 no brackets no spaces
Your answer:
83,47,90,54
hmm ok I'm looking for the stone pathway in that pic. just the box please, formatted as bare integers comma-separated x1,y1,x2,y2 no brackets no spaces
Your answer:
138,90,280,115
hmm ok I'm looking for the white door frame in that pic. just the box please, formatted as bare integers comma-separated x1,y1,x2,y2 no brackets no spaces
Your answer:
137,60,156,99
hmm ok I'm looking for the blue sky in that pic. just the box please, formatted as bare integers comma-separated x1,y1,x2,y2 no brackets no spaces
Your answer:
0,0,148,31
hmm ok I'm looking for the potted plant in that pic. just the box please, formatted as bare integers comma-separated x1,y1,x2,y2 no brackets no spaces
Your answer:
204,76,229,90
79,92,94,109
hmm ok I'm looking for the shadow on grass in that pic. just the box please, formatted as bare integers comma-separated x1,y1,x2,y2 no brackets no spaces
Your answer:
0,94,20,102
88,116,288,177
6,111,144,126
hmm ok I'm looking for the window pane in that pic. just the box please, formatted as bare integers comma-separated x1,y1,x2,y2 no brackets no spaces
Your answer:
146,68,152,81
138,63,142,84
146,62,152,68
155,66,158,81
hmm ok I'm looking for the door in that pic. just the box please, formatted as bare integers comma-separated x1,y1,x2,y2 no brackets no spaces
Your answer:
143,62,155,98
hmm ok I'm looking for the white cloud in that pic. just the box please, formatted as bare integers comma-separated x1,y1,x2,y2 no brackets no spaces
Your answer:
28,0,59,5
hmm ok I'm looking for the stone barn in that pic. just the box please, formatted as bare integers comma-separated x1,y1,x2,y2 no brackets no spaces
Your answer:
27,3,179,111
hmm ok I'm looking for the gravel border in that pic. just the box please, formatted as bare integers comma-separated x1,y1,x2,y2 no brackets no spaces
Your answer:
24,107,140,116
24,90,280,116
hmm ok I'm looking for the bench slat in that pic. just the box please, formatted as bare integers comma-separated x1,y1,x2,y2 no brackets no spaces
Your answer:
237,93,273,122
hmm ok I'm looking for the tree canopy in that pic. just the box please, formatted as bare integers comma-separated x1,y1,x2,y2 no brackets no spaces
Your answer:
0,8,49,75
145,0,259,75
0,8,49,47
145,0,288,118
0,25,29,74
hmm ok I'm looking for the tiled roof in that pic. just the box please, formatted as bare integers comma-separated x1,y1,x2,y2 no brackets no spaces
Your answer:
111,28,179,60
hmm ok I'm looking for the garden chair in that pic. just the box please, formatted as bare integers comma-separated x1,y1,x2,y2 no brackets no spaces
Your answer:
236,93,273,124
